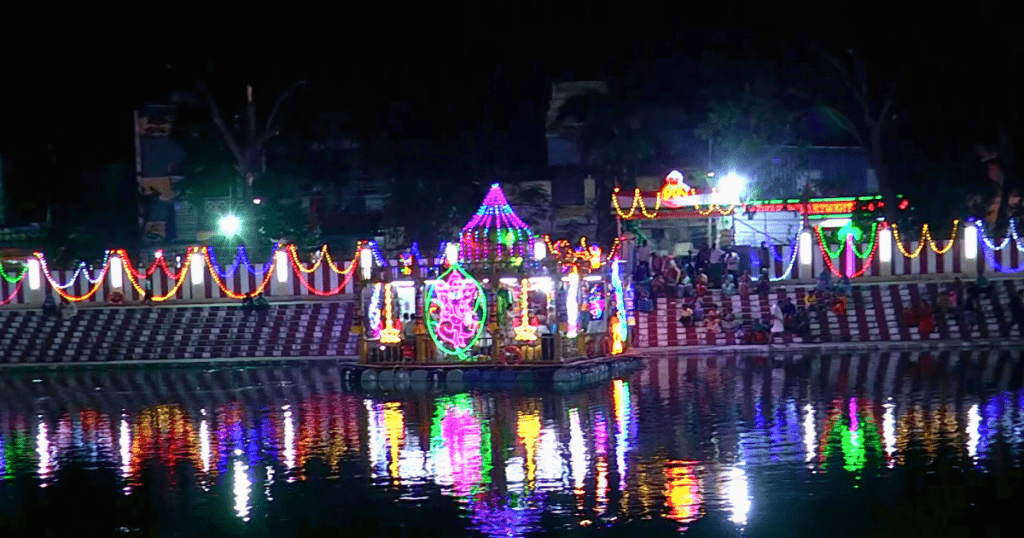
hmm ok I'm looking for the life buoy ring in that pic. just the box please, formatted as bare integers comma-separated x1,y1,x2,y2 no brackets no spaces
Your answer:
108,289,125,306
502,345,524,365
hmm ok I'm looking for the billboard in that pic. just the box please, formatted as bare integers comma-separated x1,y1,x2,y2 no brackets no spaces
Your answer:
136,105,184,243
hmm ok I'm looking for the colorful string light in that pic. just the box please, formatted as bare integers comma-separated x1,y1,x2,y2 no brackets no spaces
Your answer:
459,184,536,264
424,262,487,360
203,247,276,299
891,221,960,258
565,267,580,338
0,262,28,284
513,278,538,342
612,187,662,219
286,245,357,296
33,252,111,302
980,233,1024,273
206,246,276,279
770,236,800,282
0,279,24,305
817,230,879,278
117,248,198,301
610,260,628,355
379,283,402,344
814,224,878,260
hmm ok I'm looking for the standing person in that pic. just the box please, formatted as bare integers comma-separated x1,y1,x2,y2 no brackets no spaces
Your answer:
651,252,664,277
142,276,154,306
758,242,771,273
42,290,57,317
709,243,726,287
724,248,740,281
1009,290,1024,337
770,298,786,346
58,297,77,322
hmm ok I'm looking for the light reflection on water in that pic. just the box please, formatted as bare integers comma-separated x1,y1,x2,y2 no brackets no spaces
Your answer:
2,351,1024,534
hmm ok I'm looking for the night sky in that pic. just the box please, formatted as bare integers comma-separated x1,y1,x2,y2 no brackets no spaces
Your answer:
1,11,1020,227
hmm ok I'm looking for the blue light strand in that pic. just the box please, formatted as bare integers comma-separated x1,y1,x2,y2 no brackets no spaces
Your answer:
368,241,388,267
238,244,278,276
205,246,243,279
770,236,800,282
977,219,1024,252
980,236,1024,273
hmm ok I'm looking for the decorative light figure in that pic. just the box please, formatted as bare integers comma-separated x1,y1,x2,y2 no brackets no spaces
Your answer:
190,252,204,285
379,283,403,344
275,250,288,283
610,260,628,354
367,283,383,340
424,262,487,360
879,226,893,263
513,278,538,342
566,268,580,338
110,255,124,289
965,223,978,260
27,258,41,290
799,229,812,266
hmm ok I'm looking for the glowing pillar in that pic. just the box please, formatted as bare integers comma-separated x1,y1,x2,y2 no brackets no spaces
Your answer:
878,227,892,263
799,230,812,266
566,269,580,338
965,223,978,260
27,258,41,290
110,256,124,289
275,250,288,283
533,240,546,261
360,247,372,280
445,242,459,265
190,252,204,285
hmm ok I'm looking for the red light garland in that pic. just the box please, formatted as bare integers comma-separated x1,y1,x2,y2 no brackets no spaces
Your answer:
118,248,197,301
286,245,357,296
34,253,110,302
817,232,879,278
0,278,24,305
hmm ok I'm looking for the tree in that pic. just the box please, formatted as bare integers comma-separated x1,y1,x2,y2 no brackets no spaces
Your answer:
694,58,814,201
197,81,307,201
813,45,901,224
549,81,673,244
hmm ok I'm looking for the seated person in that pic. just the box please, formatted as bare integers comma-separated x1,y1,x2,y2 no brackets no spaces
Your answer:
816,268,832,292
253,292,271,310
804,289,818,309
720,308,738,331
241,293,256,311
636,288,654,313
678,306,694,327
794,307,811,338
781,297,796,317
721,275,737,298
692,301,705,323
42,292,57,317
738,271,753,296
837,276,852,297
831,295,848,316
756,275,771,296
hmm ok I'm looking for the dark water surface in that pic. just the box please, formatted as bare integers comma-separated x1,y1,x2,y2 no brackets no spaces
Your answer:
3,351,1024,537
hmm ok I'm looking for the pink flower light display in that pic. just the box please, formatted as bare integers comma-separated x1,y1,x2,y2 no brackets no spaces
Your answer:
425,262,488,360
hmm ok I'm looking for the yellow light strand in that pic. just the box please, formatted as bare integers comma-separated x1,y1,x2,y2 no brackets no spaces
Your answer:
639,191,661,218
612,187,639,219
890,221,959,258
890,224,926,258
514,277,537,342
925,220,959,254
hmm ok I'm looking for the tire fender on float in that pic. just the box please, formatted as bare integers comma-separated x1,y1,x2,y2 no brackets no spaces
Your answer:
502,345,523,365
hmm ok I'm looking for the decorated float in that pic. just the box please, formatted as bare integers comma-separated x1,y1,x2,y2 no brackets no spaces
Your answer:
356,184,635,372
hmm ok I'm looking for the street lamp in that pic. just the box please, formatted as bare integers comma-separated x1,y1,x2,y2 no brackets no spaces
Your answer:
719,172,747,203
218,215,242,237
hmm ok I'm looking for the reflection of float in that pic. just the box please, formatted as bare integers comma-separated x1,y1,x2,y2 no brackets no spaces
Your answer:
819,398,883,472
664,460,702,524
429,394,493,497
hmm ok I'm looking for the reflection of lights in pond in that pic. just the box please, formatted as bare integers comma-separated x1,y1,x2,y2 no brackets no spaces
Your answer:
119,417,131,488
803,404,816,463
664,461,702,524
429,394,492,497
613,379,632,489
724,465,750,526
233,450,251,521
384,402,405,481
200,416,210,473
967,403,980,461
469,491,544,538
883,400,896,466
36,419,50,485
283,406,296,476
568,408,587,494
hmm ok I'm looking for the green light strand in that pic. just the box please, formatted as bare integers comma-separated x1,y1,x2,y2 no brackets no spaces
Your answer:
0,263,28,284
815,227,844,259
815,224,878,260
